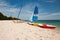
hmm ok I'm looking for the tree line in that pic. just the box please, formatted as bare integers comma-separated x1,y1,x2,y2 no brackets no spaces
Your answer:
0,12,19,20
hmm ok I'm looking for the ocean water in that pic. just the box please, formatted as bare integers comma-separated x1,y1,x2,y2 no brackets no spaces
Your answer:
36,20,60,28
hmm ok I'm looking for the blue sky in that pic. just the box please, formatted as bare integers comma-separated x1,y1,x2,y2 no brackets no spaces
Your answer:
0,0,60,20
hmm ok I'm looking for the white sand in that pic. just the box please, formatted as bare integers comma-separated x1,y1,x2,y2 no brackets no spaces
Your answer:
0,20,60,40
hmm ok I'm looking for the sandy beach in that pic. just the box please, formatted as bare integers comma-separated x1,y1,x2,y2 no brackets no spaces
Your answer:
0,20,60,40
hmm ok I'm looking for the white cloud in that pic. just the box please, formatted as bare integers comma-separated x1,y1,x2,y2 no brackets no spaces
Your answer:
0,7,20,17
0,0,17,7
0,0,20,18
42,0,56,3
6,8,20,13
38,12,60,20
0,0,9,7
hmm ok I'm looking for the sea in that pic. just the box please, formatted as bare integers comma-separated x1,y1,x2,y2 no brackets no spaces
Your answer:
26,20,60,28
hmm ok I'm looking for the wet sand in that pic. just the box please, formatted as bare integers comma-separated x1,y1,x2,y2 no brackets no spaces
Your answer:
0,20,60,40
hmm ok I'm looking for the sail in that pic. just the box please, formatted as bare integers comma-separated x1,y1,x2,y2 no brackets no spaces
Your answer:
32,6,38,22
34,6,38,14
32,16,38,21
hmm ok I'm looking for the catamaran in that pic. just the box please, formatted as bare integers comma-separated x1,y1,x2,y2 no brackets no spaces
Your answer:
28,6,56,29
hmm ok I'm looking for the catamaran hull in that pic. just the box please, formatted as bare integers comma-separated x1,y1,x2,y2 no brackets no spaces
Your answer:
28,22,56,29
40,26,56,29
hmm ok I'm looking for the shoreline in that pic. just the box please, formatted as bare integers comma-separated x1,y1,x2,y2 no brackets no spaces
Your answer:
0,20,60,40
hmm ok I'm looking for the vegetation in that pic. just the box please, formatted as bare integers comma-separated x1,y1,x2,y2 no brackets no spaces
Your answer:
0,12,19,20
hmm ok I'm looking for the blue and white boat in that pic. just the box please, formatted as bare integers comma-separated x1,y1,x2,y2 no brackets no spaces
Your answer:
28,6,56,29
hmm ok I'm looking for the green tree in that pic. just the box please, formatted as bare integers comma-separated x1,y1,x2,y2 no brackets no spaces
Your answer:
0,12,19,20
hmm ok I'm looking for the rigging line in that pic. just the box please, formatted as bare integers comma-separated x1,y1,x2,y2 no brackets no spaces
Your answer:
17,7,22,19
17,0,23,20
